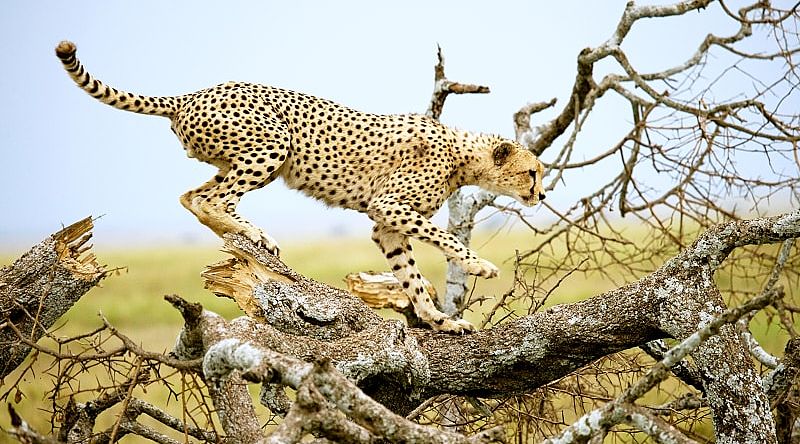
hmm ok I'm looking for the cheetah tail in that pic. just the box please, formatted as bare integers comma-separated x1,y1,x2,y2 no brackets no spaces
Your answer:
55,41,184,118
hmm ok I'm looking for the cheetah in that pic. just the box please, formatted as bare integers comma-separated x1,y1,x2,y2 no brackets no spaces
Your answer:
55,41,546,334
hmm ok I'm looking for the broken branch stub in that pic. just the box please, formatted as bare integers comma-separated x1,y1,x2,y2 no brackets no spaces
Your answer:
0,217,107,378
345,271,418,312
202,233,382,340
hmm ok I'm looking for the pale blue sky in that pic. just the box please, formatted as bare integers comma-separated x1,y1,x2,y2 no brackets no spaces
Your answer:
0,1,781,249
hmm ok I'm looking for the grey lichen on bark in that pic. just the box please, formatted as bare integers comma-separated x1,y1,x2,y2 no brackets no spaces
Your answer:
194,321,504,444
195,210,798,443
442,190,496,315
543,288,782,444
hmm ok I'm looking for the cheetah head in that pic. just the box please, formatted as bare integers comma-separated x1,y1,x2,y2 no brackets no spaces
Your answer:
478,139,546,206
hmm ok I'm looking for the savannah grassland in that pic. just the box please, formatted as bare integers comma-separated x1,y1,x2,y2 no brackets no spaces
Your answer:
0,229,793,442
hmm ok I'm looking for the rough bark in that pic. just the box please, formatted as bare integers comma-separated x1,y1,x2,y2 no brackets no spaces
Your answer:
207,376,263,444
543,290,780,444
169,295,265,443
172,296,505,444
202,210,799,442
0,217,106,378
203,234,382,340
771,337,800,444
442,190,495,316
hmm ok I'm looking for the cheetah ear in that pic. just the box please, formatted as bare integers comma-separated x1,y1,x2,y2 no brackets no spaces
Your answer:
492,142,514,166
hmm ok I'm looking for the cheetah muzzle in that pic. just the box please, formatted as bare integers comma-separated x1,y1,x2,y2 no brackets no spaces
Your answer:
56,40,547,334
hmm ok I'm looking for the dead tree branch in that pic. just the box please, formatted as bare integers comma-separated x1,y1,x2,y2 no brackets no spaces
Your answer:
0,217,106,379
196,210,798,443
8,404,63,444
172,295,504,444
542,289,780,444
5,2,799,441
425,45,491,122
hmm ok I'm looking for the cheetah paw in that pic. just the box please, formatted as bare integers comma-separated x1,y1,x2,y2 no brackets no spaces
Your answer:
460,257,499,279
257,237,281,257
432,317,476,334
240,229,281,256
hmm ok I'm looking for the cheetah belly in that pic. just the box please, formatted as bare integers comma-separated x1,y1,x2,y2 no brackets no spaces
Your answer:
281,157,390,212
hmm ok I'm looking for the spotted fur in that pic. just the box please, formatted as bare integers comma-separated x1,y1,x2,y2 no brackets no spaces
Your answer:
56,41,546,333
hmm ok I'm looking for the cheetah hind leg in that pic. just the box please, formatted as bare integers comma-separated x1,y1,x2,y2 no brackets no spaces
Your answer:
372,225,476,334
180,163,281,255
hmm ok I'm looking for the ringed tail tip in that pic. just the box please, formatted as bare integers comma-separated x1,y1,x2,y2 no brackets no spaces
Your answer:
55,41,77,60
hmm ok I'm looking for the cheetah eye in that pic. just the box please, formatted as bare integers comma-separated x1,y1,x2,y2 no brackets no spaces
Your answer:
529,170,536,181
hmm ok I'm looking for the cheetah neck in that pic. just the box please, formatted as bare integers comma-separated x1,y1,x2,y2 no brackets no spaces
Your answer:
450,130,500,188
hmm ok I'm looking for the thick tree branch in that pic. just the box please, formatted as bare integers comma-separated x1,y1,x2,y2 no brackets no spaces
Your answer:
442,189,496,315
169,297,264,443
767,337,800,444
542,289,779,444
526,48,594,156
199,210,798,442
207,374,263,444
639,339,705,393
203,234,381,340
0,217,106,379
186,314,504,443
5,3,798,442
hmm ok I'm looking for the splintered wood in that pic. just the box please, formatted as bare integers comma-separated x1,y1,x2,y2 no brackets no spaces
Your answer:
203,257,274,321
202,235,424,317
345,271,435,312
203,235,297,321
203,233,384,337
54,216,102,277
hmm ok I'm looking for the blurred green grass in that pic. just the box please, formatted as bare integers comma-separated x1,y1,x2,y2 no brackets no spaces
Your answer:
0,229,793,442
13,229,604,339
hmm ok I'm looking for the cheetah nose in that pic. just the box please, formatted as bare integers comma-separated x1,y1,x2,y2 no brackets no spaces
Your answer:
538,193,546,201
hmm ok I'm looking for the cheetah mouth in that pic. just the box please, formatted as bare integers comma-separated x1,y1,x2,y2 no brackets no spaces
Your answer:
513,193,538,207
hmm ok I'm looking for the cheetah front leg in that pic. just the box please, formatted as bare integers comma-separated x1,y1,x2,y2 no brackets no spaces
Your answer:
368,197,499,279
371,225,475,334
